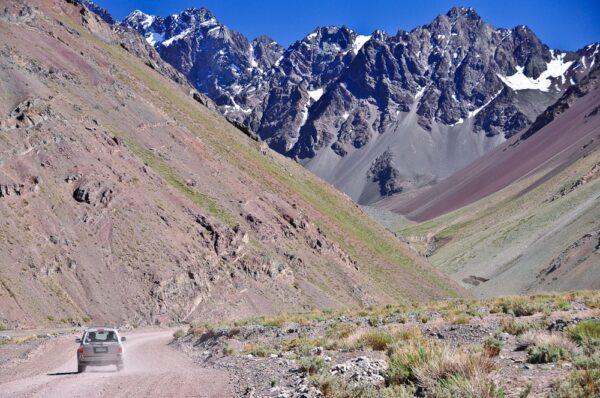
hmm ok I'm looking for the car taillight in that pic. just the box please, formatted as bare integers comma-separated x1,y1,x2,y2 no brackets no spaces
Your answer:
118,345,123,353
78,347,84,353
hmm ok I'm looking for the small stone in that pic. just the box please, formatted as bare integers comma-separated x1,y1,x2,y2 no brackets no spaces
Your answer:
310,346,324,356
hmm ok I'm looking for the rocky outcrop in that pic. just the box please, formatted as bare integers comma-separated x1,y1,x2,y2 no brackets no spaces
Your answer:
0,98,53,131
74,0,115,25
72,177,115,207
0,4,41,24
150,271,212,322
330,357,388,386
0,183,24,198
368,150,403,196
194,213,249,260
536,230,600,282
547,162,600,202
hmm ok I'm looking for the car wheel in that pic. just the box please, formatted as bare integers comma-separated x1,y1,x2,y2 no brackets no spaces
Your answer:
77,362,86,373
117,363,124,372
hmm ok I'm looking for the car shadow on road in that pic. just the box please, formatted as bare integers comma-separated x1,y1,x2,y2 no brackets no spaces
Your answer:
48,369,117,376
47,371,78,376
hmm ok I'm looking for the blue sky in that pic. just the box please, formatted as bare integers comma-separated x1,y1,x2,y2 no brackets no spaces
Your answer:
95,0,600,51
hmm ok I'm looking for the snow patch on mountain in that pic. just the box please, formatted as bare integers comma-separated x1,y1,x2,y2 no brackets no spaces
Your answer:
468,89,503,118
353,35,371,54
162,28,192,47
140,13,155,29
497,51,573,92
308,88,324,102
199,17,218,27
145,31,164,46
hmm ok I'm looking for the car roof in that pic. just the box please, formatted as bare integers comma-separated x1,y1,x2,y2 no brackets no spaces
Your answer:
85,327,118,333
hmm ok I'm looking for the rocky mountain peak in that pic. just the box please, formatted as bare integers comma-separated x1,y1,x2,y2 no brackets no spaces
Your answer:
179,7,215,20
122,9,155,30
251,35,284,69
445,6,480,21
120,5,596,204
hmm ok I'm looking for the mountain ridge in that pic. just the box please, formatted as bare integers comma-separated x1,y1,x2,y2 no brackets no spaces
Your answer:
120,5,599,205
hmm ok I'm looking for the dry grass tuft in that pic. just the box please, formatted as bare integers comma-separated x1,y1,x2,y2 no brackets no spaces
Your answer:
386,340,501,397
520,331,579,353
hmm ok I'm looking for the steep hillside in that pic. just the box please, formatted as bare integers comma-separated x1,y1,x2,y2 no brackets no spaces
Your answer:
122,6,599,204
385,80,600,296
394,148,599,298
0,0,463,328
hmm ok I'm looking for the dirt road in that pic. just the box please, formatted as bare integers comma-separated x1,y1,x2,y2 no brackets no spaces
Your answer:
0,329,233,397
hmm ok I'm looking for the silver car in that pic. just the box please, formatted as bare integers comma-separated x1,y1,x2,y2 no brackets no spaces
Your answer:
76,327,126,373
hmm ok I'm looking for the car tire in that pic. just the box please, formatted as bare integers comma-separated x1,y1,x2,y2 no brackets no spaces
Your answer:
77,362,86,373
117,363,124,372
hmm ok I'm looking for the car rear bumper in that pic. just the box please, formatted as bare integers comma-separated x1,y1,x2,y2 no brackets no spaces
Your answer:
79,360,124,366
78,355,123,365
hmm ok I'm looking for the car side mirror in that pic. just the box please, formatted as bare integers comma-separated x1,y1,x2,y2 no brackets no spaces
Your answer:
121,336,126,342
75,338,81,343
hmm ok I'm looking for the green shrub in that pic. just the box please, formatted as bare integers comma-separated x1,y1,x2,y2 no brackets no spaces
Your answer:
326,323,356,340
500,318,547,336
278,336,321,355
243,342,274,357
386,340,500,397
573,354,600,370
298,356,325,375
386,341,440,385
527,344,570,363
261,315,291,328
490,297,543,317
512,303,538,317
447,312,471,325
429,374,505,398
569,320,600,343
357,330,394,351
311,373,416,398
222,345,234,356
188,323,213,336
172,328,186,339
549,370,600,398
483,335,505,357
568,320,600,354
518,384,532,398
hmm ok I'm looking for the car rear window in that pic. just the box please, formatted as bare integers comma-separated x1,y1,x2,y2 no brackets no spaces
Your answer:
85,330,118,343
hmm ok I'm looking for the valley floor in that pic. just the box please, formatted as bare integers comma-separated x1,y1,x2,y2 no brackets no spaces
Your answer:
2,292,599,397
